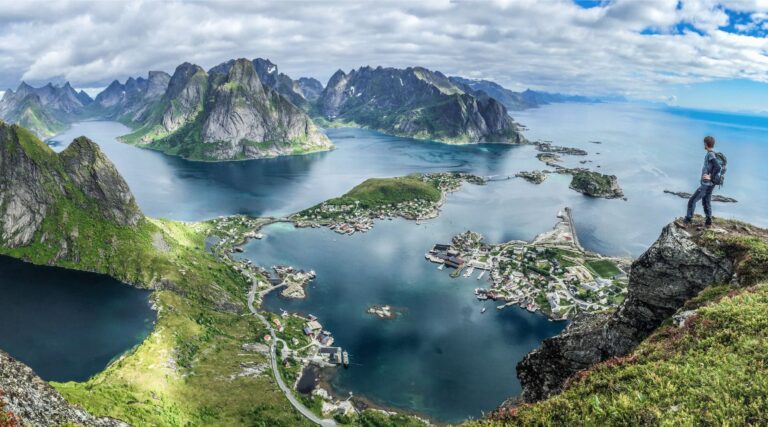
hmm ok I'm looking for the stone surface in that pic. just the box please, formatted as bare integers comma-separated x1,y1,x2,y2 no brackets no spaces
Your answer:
517,222,734,402
0,350,129,427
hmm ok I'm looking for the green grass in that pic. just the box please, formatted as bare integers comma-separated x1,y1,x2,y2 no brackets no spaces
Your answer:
477,283,768,426
325,176,441,210
585,259,621,278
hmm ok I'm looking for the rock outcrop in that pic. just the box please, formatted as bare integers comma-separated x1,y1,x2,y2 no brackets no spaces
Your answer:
0,350,129,427
0,121,141,248
517,221,734,402
209,57,308,108
568,170,624,199
317,66,526,144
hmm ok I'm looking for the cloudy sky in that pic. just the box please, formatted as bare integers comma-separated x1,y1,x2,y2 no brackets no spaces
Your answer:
1,0,768,111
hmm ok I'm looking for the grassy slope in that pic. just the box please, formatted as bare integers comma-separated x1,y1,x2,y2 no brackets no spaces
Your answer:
325,176,441,209
0,128,310,426
471,219,768,426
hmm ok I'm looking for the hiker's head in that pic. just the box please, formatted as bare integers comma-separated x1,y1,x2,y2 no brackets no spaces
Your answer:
703,136,715,150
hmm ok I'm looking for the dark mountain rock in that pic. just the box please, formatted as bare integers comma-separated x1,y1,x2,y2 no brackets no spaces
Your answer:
517,221,735,402
297,77,323,101
318,66,525,144
0,121,141,248
76,89,93,105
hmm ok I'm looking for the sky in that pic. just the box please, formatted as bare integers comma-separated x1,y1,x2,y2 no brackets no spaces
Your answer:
1,0,767,112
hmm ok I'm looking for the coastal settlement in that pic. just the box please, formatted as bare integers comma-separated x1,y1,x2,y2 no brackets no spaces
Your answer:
426,208,630,320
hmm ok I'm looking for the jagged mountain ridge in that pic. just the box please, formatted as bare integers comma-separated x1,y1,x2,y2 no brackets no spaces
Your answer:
209,57,308,108
0,82,90,139
317,66,525,144
121,58,332,160
297,77,324,102
92,71,171,123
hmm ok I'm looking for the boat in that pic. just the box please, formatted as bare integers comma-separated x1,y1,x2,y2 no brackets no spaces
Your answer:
342,351,349,368
437,264,444,270
481,307,487,313
477,271,485,280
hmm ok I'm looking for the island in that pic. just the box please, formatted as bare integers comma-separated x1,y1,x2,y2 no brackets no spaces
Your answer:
515,170,548,184
426,209,630,320
291,172,486,234
664,189,737,203
366,304,404,319
534,141,588,156
569,170,624,198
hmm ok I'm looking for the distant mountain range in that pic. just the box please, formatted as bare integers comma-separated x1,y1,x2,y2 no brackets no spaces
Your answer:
317,66,525,144
0,60,620,161
0,82,92,138
448,76,625,111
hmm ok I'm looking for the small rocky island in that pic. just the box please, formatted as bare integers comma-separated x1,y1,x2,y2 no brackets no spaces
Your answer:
515,170,548,184
664,190,737,203
366,305,403,319
569,170,624,199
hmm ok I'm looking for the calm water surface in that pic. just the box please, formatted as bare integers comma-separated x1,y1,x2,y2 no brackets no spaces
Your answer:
29,103,768,421
0,256,154,382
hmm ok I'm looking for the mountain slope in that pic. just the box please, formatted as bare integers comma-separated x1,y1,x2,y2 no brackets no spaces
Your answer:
297,77,324,102
209,57,308,108
122,59,332,161
0,82,88,139
471,219,768,425
317,66,525,144
0,122,314,425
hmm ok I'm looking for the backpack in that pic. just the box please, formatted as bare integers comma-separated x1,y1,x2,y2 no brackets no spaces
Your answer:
712,152,727,186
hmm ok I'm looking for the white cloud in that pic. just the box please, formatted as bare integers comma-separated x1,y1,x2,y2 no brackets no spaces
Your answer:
0,0,766,99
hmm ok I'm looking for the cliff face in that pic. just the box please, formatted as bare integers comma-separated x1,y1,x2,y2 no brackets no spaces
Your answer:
209,57,308,108
0,350,128,427
517,221,737,402
0,121,141,248
123,59,332,161
297,77,324,101
317,66,525,144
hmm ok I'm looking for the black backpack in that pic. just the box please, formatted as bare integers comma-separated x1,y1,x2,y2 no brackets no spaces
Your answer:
712,152,727,186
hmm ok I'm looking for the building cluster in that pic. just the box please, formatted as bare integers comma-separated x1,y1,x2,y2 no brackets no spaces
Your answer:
427,232,628,320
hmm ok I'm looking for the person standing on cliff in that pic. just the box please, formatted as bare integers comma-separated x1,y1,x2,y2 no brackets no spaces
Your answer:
683,136,722,228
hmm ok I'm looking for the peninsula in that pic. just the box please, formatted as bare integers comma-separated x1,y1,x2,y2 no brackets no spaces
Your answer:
291,172,486,234
427,209,629,320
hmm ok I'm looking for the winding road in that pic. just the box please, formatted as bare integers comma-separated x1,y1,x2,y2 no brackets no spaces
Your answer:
247,285,337,427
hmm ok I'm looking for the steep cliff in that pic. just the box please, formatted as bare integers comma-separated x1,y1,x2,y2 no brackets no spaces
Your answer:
0,121,141,251
122,59,331,160
0,350,128,427
317,66,525,144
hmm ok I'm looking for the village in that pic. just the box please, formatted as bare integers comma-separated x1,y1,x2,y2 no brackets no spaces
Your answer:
426,209,630,320
291,172,486,235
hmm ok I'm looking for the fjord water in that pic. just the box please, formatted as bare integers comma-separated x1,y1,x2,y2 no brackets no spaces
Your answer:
32,103,768,421
0,255,154,382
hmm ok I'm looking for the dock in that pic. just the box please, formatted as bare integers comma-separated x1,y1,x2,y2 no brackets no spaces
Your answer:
564,207,582,250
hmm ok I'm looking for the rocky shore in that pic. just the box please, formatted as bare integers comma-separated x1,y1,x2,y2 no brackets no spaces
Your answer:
515,170,548,184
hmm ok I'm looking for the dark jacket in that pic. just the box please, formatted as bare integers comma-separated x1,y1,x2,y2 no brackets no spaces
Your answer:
701,151,722,186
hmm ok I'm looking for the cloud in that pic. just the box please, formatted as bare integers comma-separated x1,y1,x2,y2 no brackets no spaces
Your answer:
0,0,766,100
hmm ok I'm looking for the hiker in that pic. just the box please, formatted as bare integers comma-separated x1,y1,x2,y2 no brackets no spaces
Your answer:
684,136,723,228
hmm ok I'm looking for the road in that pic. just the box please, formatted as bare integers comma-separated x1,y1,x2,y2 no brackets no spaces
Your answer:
247,285,338,427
